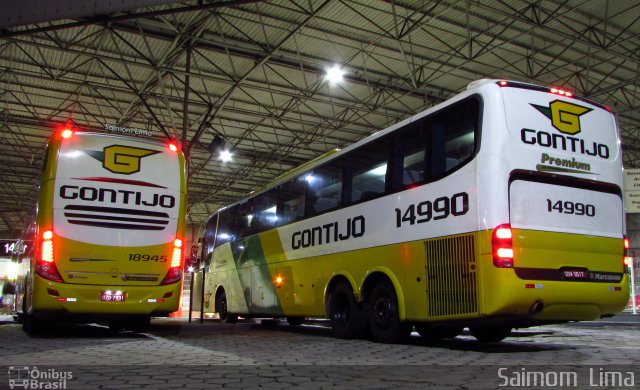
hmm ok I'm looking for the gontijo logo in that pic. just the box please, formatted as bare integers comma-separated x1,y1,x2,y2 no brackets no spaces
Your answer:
531,100,592,135
521,99,609,160
86,145,159,174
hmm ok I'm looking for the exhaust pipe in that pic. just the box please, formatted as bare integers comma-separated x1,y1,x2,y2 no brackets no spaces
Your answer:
530,300,544,314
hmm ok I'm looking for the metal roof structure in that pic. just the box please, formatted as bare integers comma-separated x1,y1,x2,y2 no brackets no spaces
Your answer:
1,0,639,236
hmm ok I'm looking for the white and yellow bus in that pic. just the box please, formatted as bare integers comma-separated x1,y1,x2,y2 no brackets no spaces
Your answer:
18,128,187,333
202,79,629,343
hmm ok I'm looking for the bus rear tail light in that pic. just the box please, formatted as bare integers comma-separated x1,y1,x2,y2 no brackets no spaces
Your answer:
623,235,631,272
161,238,183,285
36,230,64,283
59,121,76,138
492,224,514,268
550,87,573,97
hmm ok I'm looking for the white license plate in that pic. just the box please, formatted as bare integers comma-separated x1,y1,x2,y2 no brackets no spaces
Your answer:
100,292,125,302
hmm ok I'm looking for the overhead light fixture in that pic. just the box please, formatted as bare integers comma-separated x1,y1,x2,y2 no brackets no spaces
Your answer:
325,64,345,84
208,135,233,163
219,149,233,163
208,136,226,154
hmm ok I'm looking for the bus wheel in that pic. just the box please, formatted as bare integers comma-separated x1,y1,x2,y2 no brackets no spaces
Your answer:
286,316,305,326
22,312,42,335
367,281,411,343
469,325,511,342
22,288,41,335
216,289,238,324
415,324,464,340
327,283,366,339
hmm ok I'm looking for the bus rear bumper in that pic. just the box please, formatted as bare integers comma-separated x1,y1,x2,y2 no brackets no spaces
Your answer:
484,274,629,322
32,277,181,316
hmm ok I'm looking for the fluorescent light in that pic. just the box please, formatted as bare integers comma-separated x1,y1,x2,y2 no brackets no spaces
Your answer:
219,149,233,162
325,64,345,84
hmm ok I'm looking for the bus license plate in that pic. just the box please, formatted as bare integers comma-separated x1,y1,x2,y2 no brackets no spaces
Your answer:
561,269,587,280
101,292,126,302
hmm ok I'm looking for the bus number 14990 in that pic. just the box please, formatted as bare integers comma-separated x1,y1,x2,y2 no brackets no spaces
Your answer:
546,199,595,217
395,192,469,228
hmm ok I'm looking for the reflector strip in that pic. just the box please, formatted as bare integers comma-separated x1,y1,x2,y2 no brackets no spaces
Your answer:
56,297,77,302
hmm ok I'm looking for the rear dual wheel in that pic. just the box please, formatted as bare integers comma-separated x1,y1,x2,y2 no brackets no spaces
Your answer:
367,280,412,343
22,311,42,335
22,281,43,335
327,283,367,339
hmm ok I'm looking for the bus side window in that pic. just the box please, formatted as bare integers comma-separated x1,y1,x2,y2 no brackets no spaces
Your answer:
215,208,238,247
204,215,219,257
346,138,390,203
306,161,343,216
236,200,254,238
430,98,479,177
277,176,307,226
250,190,278,234
396,120,427,188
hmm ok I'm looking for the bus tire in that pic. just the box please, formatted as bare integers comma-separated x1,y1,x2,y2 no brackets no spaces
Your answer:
22,312,41,335
367,280,411,343
415,324,464,340
216,289,238,324
327,282,366,339
469,325,511,342
22,283,41,335
286,316,305,326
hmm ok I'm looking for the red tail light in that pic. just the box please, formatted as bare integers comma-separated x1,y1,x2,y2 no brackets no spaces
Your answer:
36,230,64,282
550,87,573,97
161,238,183,285
492,224,514,268
623,235,631,272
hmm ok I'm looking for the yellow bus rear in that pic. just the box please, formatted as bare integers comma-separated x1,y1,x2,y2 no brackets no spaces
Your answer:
21,129,186,333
